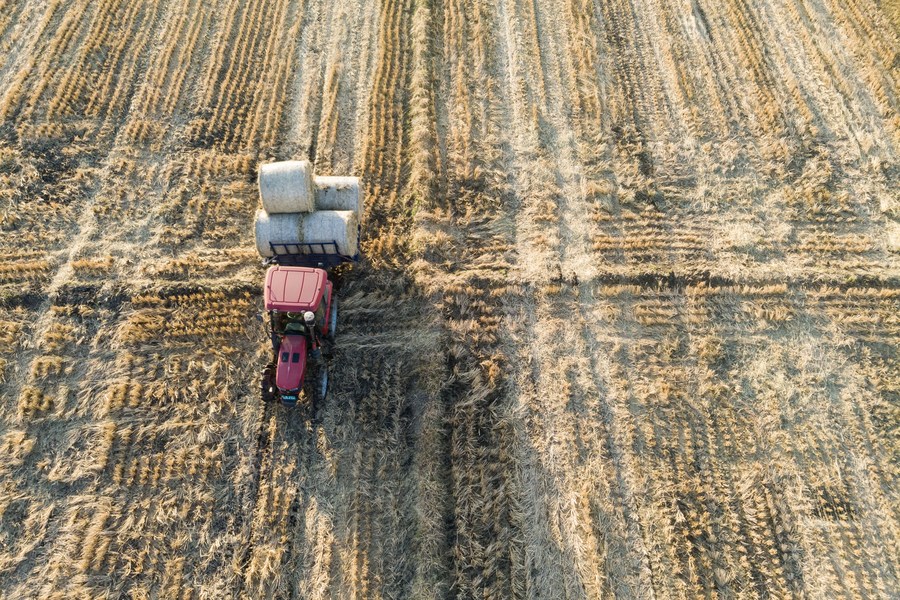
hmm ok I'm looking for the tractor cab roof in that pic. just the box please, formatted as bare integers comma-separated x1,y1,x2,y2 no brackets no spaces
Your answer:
264,265,327,312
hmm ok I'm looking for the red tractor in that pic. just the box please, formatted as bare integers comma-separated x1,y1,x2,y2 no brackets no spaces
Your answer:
259,242,354,407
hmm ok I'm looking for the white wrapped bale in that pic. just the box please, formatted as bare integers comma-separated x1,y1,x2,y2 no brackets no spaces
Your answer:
254,210,303,257
258,160,316,213
302,210,359,256
314,176,364,215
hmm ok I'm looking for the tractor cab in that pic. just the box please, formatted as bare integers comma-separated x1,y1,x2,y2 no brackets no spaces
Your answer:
261,265,336,406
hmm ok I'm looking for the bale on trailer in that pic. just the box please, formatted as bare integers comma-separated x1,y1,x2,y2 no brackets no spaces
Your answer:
314,176,364,215
302,210,359,256
258,160,316,213
255,210,303,257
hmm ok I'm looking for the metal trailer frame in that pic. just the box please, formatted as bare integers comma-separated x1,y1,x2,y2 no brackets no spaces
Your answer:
265,240,359,270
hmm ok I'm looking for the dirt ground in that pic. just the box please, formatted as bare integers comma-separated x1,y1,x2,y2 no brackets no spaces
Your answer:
0,0,897,597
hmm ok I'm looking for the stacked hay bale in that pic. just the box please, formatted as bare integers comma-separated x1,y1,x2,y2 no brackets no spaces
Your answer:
258,160,317,213
255,160,363,259
313,176,364,214
254,211,304,257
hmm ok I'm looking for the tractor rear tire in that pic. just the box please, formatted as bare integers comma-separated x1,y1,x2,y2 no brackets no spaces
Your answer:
326,296,338,341
260,363,276,404
314,365,329,405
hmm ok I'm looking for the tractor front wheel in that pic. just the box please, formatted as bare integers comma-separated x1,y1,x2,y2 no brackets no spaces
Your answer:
260,363,276,403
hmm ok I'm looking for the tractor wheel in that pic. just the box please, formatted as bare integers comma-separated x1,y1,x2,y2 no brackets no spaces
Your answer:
260,363,276,403
313,365,329,405
327,296,338,341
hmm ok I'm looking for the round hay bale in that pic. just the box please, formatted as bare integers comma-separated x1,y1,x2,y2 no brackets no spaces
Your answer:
302,210,359,256
258,160,316,213
313,176,364,215
254,210,303,258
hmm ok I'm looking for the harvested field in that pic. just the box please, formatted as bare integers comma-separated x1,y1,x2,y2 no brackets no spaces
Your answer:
0,0,898,597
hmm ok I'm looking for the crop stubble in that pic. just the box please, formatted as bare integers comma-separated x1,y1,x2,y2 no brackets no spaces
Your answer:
0,0,897,597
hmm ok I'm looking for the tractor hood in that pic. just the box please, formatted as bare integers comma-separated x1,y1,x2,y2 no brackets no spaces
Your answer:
276,335,307,391
265,265,326,312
